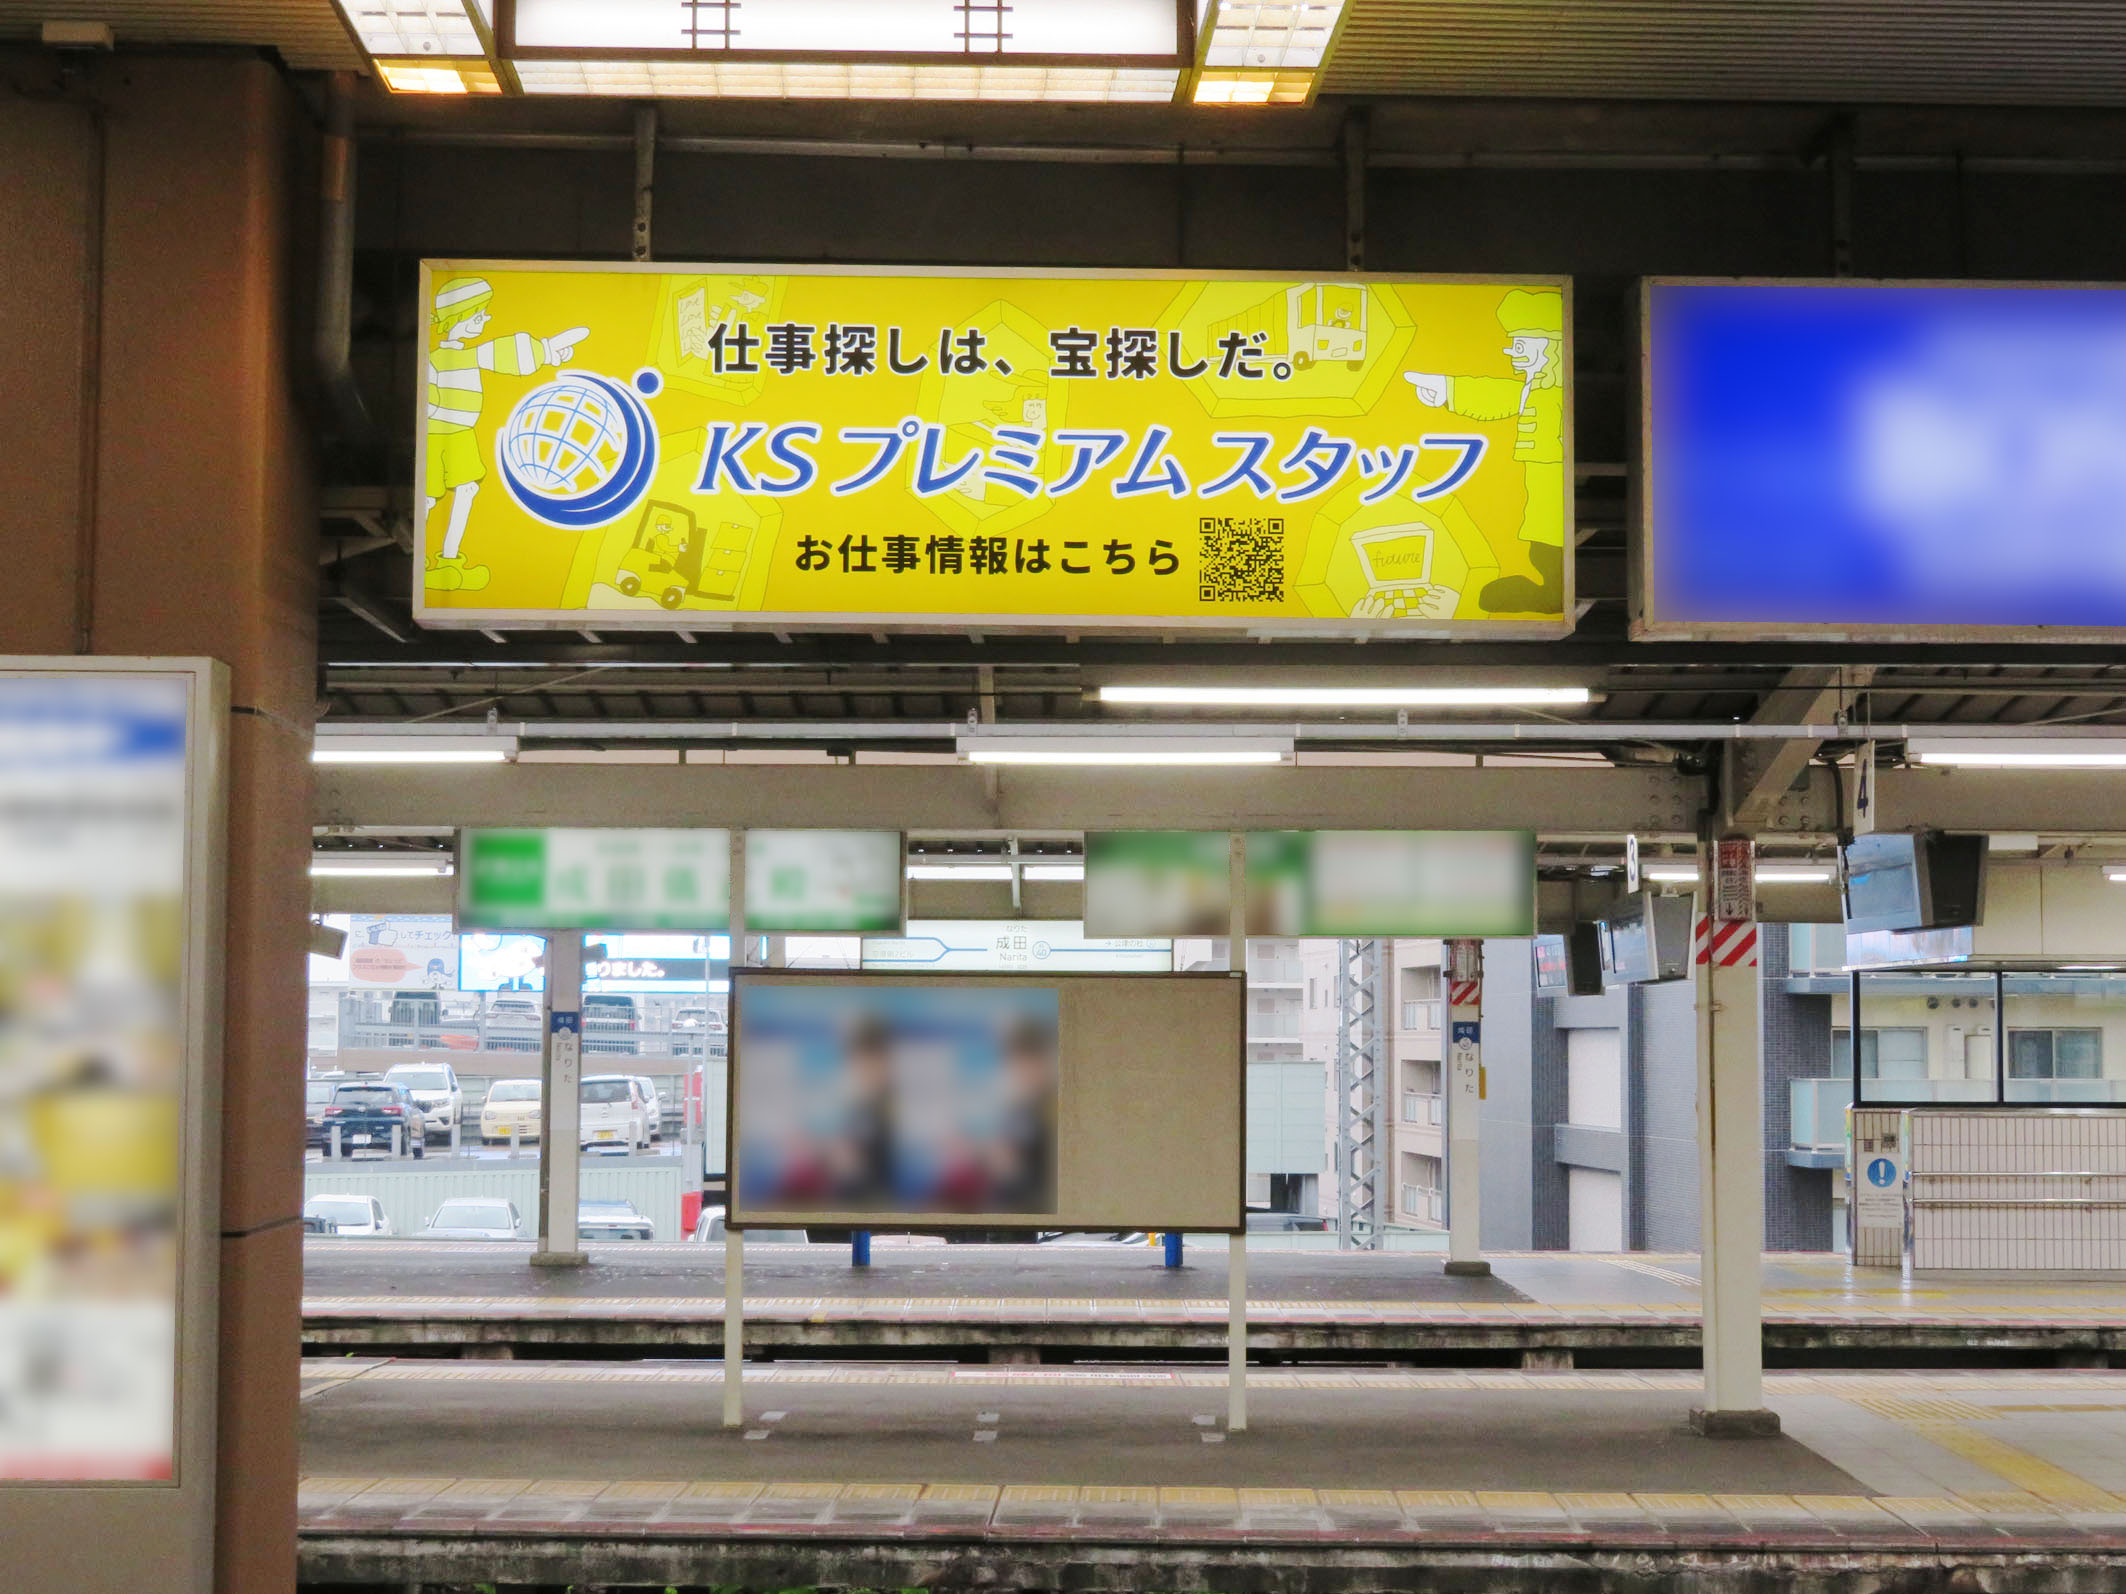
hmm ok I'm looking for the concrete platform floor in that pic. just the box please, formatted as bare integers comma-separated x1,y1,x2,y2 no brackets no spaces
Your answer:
298,1361,2126,1590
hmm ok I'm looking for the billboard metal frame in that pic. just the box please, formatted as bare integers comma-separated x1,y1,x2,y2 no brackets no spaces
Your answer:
413,259,1574,641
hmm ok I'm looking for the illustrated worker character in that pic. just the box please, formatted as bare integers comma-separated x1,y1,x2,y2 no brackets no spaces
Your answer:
1401,288,1566,614
423,275,588,591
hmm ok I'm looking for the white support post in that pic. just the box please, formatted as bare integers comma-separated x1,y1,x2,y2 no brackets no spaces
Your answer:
1227,832,1248,1429
723,828,747,1428
1227,1232,1247,1432
1444,938,1489,1276
533,932,585,1266
1690,838,1779,1437
723,1227,745,1429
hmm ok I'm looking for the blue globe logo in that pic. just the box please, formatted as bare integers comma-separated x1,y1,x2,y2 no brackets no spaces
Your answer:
496,371,658,529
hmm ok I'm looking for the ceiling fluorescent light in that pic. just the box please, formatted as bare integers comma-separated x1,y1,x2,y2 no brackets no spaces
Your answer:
1641,864,1832,884
313,747,511,765
313,733,517,765
959,736,1291,768
1099,685,1591,709
906,864,1015,881
1022,863,1086,881
2105,870,2126,884
310,857,455,877
1912,738,2126,769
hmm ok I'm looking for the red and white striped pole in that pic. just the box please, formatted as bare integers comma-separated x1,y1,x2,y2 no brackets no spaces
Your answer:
1443,937,1490,1277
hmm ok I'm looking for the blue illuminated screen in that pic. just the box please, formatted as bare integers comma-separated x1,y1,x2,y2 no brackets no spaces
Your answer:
1649,283,2126,629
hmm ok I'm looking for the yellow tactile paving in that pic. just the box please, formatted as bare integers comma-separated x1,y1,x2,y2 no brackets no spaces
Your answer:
1239,1488,1320,1507
1553,1492,1639,1512
677,1481,760,1502
1910,1425,2123,1510
1396,1490,1479,1508
840,1483,921,1503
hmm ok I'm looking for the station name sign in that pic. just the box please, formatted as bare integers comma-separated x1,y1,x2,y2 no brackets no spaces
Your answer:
413,261,1572,636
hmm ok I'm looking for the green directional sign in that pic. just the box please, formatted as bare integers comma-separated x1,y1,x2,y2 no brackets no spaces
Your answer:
458,828,732,931
457,827,907,933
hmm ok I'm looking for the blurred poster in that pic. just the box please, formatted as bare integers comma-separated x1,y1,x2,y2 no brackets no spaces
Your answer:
0,674,189,1480
457,932,548,992
1644,281,2126,637
735,981,1059,1218
307,914,457,988
863,920,1170,973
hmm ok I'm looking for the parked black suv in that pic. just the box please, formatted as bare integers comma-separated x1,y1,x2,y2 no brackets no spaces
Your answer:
318,1081,426,1159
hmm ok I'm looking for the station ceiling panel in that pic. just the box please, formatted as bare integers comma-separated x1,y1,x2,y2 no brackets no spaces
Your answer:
1322,1,2126,107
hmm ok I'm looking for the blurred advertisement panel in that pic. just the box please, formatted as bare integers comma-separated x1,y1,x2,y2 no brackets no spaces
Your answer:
1087,829,1535,938
1645,281,2126,637
0,675,189,1480
736,983,1058,1218
863,920,1170,973
743,830,903,933
1084,830,1233,938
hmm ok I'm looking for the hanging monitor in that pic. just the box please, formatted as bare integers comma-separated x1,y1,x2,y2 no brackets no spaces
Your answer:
1841,831,1986,935
1598,892,1693,985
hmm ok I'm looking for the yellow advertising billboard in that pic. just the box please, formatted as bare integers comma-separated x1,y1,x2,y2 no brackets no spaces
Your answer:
413,262,1571,635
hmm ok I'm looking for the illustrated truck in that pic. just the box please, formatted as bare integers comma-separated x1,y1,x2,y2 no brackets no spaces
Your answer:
1207,282,1368,370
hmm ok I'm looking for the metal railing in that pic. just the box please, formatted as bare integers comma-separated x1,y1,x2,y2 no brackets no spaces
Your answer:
328,996,727,1061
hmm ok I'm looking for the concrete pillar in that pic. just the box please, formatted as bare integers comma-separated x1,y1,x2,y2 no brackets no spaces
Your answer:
0,52,318,1592
1690,846,1780,1438
1444,939,1489,1275
534,933,585,1264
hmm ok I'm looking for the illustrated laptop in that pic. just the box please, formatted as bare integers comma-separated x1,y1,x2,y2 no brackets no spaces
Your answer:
1351,524,1436,616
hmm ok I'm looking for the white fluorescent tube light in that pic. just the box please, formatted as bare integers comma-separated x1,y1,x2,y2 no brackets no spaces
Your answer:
906,864,1015,881
312,747,510,765
313,732,517,765
1640,866,1834,884
1022,863,1086,881
310,859,455,877
1912,738,2126,769
963,745,1288,767
1099,685,1591,709
2105,870,2126,884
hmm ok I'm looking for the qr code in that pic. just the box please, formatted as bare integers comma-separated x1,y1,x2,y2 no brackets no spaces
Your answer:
1198,516,1285,602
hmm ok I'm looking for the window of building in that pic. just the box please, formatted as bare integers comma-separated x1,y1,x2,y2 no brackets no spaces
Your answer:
2008,1028,2103,1080
1833,1026,1928,1080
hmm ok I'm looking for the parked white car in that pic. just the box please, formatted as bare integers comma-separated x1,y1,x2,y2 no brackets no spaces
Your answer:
479,1077,542,1143
303,1193,392,1237
579,1074,650,1151
422,1197,522,1239
383,1061,462,1143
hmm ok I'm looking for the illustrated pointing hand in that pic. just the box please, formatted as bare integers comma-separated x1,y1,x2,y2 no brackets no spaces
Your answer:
1404,371,1449,407
544,326,590,364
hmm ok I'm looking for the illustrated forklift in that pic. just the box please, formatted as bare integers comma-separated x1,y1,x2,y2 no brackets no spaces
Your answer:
613,499,752,610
